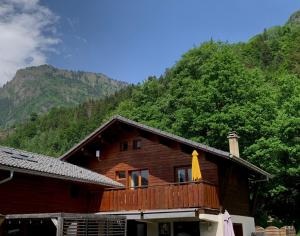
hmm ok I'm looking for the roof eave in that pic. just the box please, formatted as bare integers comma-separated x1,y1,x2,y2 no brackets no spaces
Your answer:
60,115,230,161
228,154,273,179
0,164,123,188
60,115,272,178
60,116,118,160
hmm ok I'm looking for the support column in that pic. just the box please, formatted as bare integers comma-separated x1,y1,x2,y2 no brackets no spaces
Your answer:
56,217,63,236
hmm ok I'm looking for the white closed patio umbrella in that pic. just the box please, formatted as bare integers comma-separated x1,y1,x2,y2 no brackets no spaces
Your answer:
224,210,235,236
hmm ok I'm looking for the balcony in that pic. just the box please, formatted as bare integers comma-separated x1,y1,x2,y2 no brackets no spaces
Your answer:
93,181,220,212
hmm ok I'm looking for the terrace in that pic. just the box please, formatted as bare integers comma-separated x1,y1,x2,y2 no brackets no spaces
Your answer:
89,181,220,212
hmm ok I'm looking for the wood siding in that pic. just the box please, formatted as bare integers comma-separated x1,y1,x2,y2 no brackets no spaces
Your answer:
78,130,219,187
0,171,98,215
66,123,252,216
223,167,250,215
91,182,220,212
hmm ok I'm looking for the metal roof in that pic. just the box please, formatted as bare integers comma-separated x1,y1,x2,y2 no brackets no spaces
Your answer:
60,115,272,178
0,146,123,187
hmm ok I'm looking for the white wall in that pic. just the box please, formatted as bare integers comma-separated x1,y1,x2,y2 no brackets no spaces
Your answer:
142,214,255,236
199,213,255,236
231,215,255,236
147,222,158,236
144,218,219,236
200,221,219,236
200,214,224,236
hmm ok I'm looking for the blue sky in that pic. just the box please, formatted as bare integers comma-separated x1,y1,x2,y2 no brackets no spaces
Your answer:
0,1,299,85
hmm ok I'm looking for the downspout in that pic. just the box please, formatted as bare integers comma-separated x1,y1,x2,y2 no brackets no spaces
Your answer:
250,175,270,216
0,170,14,185
0,171,14,228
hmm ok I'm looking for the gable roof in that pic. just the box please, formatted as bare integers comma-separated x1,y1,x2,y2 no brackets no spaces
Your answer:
0,146,123,187
60,115,272,178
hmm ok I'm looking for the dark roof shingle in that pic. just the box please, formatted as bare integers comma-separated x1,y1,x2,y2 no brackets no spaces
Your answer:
0,146,123,187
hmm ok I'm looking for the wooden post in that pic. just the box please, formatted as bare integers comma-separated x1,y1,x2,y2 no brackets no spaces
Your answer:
0,214,5,236
56,217,63,236
250,184,259,216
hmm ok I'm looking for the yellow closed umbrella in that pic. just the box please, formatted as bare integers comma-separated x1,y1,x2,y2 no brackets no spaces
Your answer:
192,150,202,181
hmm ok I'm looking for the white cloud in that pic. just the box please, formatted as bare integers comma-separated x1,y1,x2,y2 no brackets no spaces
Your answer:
0,0,59,86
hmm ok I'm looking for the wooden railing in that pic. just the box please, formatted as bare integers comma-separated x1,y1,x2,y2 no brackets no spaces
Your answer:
96,181,220,212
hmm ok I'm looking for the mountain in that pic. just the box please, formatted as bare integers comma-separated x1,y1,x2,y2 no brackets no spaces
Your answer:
287,10,300,26
0,65,128,127
1,10,300,229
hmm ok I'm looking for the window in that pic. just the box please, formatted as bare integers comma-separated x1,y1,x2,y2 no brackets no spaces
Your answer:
131,170,139,187
133,139,142,149
130,169,149,188
159,223,171,236
116,171,126,180
175,166,192,183
120,141,128,151
141,170,149,186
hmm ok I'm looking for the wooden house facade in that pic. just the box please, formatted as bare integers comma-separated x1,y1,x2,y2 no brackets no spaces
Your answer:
59,116,271,236
0,116,271,236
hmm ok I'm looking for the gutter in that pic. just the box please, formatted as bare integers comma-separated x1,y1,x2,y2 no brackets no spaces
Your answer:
0,165,122,188
229,154,273,179
0,170,14,185
250,176,270,184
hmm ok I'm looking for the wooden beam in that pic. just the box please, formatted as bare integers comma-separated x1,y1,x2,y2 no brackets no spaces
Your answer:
56,216,63,236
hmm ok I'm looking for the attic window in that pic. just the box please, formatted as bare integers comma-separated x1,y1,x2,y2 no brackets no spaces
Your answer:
133,139,142,150
120,141,128,151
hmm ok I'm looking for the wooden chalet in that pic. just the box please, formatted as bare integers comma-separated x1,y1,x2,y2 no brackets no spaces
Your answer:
0,115,271,236
60,115,271,236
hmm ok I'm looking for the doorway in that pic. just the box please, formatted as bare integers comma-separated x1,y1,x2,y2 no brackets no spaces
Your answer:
174,221,200,236
127,220,147,236
233,223,243,236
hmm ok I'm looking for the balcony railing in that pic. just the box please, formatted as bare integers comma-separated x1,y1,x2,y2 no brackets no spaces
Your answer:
92,181,220,212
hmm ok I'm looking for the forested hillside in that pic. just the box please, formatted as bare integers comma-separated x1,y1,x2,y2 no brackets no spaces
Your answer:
1,10,300,229
0,65,128,127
